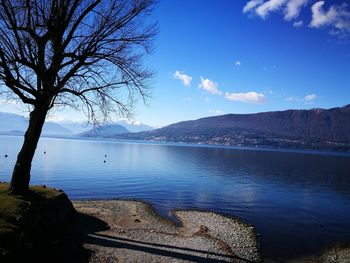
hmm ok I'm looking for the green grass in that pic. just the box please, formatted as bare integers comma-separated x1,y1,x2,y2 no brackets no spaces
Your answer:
0,183,60,218
29,185,60,199
0,184,28,239
0,183,61,247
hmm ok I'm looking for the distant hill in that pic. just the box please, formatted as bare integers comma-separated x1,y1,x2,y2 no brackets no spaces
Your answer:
79,124,129,138
114,120,154,133
0,112,153,137
43,122,73,136
114,105,350,151
0,112,73,136
56,120,153,135
73,121,153,137
0,112,27,132
55,121,92,134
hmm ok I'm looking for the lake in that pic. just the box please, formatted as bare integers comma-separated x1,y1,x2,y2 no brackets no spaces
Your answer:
1,135,350,260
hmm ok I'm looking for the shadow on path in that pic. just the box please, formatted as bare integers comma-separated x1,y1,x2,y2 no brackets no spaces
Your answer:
55,212,254,263
86,232,253,262
50,212,109,263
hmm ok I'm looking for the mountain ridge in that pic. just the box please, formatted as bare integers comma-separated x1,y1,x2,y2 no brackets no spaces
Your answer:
79,124,129,137
113,105,350,151
1,105,349,151
0,112,154,136
0,112,73,136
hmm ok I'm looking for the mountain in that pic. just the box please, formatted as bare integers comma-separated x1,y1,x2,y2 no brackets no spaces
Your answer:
79,124,129,137
114,120,154,133
70,120,153,137
0,112,27,132
56,121,92,134
114,105,350,151
0,112,72,136
56,120,153,135
0,112,153,137
42,122,73,136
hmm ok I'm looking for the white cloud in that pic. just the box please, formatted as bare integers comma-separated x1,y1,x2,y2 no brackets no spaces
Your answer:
224,91,266,104
183,97,192,101
304,94,317,102
256,0,288,19
198,77,222,95
293,20,303,27
310,1,350,34
285,0,308,20
310,1,337,28
243,0,264,13
173,70,192,87
235,60,241,66
243,0,302,20
209,109,224,115
243,0,350,36
285,96,294,101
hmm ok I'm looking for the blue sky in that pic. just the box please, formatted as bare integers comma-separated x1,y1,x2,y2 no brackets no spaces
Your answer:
1,0,350,127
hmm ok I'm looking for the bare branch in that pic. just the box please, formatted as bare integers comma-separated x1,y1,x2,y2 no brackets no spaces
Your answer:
0,0,157,122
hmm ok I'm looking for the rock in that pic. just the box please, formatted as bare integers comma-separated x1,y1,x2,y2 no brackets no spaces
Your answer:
2,190,76,263
320,245,350,263
195,225,209,235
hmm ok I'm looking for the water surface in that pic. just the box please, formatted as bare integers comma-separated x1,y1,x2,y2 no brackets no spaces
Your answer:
1,135,350,259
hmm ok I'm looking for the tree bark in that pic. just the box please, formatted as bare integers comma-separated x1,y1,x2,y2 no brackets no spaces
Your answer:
9,104,49,194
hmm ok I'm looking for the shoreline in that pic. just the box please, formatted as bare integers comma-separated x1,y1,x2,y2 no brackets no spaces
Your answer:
1,133,350,156
73,199,261,262
73,199,350,263
1,182,349,262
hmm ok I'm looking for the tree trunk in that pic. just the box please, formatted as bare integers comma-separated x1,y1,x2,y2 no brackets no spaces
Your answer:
9,104,49,194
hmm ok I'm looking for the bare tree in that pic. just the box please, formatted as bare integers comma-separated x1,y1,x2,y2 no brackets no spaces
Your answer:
0,0,157,194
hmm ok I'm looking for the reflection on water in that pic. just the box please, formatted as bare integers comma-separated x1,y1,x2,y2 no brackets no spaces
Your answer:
1,135,350,259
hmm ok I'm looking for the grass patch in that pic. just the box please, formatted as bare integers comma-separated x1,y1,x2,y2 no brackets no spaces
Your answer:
0,183,74,262
0,183,60,224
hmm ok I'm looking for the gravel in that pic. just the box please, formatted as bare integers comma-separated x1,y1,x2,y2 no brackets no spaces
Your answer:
73,200,261,263
175,210,260,262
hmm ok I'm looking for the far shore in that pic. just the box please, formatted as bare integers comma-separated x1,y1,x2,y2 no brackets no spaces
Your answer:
1,132,350,157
